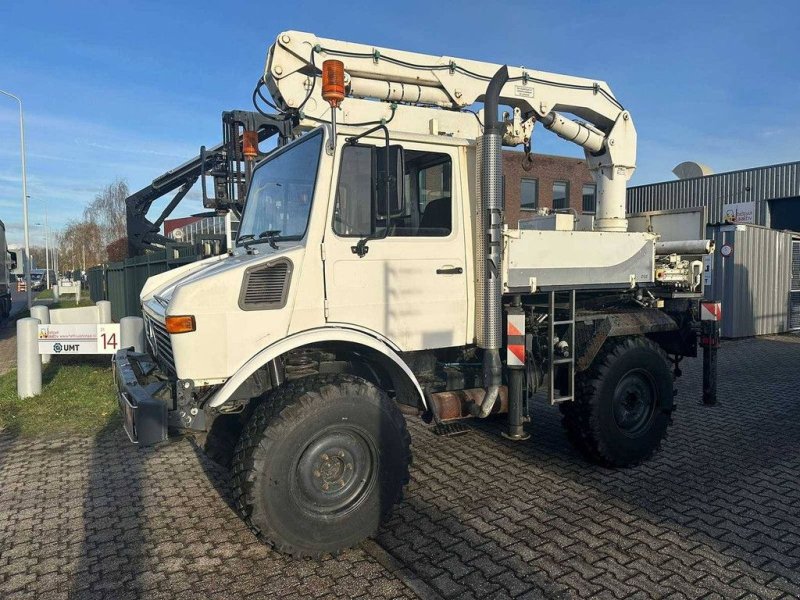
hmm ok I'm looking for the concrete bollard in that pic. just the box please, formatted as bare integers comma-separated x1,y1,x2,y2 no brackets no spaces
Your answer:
30,305,51,365
96,301,112,324
120,317,145,353
76,282,82,304
17,318,42,398
52,285,60,302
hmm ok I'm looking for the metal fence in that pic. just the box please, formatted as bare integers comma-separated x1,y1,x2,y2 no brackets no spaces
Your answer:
86,246,198,322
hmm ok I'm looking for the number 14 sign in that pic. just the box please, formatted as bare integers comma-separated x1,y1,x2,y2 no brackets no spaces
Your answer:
38,323,122,355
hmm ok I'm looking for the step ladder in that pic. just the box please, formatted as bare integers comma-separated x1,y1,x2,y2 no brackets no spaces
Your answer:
548,290,576,405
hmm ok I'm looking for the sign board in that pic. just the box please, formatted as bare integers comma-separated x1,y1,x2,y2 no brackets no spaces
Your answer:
722,201,756,224
700,302,722,321
38,323,121,355
702,255,713,287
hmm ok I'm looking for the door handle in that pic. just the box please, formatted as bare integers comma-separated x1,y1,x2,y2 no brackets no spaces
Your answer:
436,266,463,275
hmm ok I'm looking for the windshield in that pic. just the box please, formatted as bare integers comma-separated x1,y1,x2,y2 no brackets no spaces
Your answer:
237,130,324,246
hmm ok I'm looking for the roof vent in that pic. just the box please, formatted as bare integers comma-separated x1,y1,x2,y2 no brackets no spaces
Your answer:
673,161,714,179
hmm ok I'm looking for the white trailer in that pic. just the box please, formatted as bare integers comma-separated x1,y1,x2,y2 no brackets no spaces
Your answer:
113,31,712,557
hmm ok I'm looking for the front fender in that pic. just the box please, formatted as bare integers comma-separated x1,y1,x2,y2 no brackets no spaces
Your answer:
206,326,426,409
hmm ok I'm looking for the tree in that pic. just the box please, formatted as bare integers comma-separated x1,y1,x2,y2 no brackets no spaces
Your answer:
84,179,128,252
56,220,105,272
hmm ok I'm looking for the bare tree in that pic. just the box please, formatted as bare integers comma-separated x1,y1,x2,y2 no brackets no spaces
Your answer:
56,220,105,272
84,179,128,250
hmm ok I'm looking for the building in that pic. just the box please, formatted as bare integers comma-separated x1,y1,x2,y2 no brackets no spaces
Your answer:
502,151,596,226
627,160,800,229
164,215,237,247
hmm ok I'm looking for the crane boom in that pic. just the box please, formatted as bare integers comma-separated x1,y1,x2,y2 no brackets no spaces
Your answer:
265,31,636,232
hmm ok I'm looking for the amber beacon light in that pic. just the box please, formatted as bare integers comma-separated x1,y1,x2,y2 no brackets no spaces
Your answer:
321,59,345,107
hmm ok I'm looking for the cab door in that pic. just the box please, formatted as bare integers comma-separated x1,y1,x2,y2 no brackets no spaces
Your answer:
322,140,468,351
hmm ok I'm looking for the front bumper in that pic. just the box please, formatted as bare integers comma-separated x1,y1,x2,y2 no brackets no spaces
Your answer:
112,348,171,445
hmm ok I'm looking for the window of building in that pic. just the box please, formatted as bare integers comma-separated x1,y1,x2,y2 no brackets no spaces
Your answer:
553,181,569,210
333,147,452,237
582,183,597,213
521,178,538,210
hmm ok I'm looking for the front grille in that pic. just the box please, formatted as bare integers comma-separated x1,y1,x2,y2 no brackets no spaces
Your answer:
147,316,176,375
239,259,292,310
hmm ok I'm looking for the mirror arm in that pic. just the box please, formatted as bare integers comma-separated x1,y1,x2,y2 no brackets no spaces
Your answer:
348,124,392,257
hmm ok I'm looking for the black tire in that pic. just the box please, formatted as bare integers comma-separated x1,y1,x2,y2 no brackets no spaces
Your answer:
232,374,411,557
560,336,674,468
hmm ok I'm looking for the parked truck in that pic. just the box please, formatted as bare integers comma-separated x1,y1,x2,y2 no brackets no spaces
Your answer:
1,221,13,319
114,32,713,557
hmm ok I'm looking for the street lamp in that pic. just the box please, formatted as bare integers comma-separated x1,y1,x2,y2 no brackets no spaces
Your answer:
0,89,32,308
34,219,50,288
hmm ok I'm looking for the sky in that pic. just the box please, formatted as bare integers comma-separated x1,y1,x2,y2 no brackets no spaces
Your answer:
1,0,799,246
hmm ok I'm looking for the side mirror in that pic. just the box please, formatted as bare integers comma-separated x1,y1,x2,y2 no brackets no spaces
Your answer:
374,144,405,219
8,252,17,271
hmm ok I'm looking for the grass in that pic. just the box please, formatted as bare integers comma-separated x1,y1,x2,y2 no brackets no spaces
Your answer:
0,360,119,437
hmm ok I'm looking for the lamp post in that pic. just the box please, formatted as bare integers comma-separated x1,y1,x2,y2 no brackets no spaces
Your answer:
34,219,50,288
0,89,32,309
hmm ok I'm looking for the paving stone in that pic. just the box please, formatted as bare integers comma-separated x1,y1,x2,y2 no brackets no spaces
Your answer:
1,335,800,598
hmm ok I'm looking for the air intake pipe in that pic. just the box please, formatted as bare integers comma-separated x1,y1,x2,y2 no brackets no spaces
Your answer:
470,65,509,419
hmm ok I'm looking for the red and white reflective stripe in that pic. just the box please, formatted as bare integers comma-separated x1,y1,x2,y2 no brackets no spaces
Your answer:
700,302,722,321
507,313,525,367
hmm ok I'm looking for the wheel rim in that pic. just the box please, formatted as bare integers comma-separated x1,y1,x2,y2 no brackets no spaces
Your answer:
292,426,377,517
611,368,657,437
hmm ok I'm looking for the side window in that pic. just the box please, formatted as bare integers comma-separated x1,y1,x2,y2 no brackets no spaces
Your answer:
333,145,373,236
521,178,538,211
582,183,597,213
553,181,569,210
333,146,452,238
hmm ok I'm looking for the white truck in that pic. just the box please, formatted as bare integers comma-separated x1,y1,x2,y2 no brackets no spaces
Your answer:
1,221,13,319
114,32,712,557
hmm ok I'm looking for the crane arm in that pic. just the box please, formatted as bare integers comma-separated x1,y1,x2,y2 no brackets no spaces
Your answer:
265,31,636,232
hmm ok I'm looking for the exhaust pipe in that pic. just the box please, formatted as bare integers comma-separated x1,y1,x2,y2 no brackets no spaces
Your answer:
470,65,509,419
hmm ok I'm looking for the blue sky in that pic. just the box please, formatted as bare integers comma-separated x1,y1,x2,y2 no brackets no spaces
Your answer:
1,0,798,246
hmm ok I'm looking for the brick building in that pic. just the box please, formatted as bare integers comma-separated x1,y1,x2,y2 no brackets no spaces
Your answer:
502,150,596,226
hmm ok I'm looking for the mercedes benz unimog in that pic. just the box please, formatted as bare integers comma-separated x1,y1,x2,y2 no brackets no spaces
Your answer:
114,31,712,557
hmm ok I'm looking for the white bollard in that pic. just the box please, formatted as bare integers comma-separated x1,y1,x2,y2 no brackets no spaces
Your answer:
30,306,51,365
120,317,145,353
96,301,112,324
52,285,60,302
17,318,42,398
76,282,82,304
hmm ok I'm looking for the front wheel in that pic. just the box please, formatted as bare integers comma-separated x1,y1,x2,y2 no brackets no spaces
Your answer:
232,374,411,557
560,336,674,467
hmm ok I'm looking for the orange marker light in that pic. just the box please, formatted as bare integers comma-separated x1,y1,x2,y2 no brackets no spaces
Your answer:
165,315,196,334
321,59,345,108
242,130,259,159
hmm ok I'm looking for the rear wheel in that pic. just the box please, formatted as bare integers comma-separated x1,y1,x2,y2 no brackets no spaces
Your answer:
232,374,411,557
560,336,674,467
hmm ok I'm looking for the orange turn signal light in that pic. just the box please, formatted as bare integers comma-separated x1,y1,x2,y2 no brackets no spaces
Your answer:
321,59,345,108
165,315,196,334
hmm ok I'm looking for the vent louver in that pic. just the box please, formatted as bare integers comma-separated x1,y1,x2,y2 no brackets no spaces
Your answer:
239,260,292,310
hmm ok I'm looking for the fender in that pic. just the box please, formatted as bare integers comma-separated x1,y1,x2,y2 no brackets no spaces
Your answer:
206,325,426,408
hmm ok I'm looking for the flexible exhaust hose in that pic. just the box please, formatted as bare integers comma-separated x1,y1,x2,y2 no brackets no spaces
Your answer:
471,65,509,419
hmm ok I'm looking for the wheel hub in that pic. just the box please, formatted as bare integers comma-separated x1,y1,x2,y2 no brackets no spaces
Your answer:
294,428,375,515
612,369,656,436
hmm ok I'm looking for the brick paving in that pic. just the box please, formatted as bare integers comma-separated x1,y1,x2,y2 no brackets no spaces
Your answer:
1,334,800,599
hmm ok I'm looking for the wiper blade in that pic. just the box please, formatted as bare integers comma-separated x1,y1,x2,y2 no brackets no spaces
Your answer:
238,234,256,247
258,229,282,250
